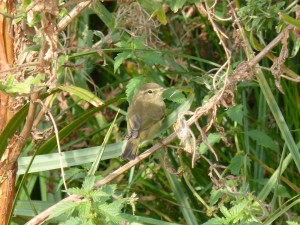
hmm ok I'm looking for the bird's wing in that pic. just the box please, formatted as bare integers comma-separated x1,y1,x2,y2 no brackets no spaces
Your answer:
126,114,141,139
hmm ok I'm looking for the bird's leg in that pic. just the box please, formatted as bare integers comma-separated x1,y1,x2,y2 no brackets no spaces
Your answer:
131,129,139,138
125,129,139,140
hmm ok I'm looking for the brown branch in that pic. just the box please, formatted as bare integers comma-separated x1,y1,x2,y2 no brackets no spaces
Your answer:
248,26,293,67
0,91,9,133
0,91,39,225
57,0,92,33
0,63,42,75
1,91,40,173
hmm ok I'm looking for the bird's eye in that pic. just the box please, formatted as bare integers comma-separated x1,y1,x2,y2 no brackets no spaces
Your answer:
147,90,153,94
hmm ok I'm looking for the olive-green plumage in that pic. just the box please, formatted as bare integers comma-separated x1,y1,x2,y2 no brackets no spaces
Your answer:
121,83,166,160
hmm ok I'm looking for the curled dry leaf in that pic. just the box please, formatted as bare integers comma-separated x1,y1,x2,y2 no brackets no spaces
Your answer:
220,90,235,109
164,150,181,175
173,113,196,155
270,29,289,93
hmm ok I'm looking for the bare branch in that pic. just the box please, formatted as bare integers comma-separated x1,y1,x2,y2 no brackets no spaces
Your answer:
57,1,92,33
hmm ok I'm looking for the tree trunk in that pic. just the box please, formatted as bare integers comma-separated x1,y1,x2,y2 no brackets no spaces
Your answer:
0,0,16,224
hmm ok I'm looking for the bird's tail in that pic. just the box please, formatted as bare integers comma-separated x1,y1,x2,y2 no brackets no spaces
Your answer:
121,138,139,160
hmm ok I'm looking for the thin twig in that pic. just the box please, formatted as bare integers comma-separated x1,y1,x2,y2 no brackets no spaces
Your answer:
57,1,92,33
47,111,69,193
35,100,69,193
202,0,232,108
0,63,41,75
58,0,88,8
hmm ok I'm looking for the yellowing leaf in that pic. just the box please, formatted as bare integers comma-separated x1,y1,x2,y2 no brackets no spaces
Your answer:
156,8,167,25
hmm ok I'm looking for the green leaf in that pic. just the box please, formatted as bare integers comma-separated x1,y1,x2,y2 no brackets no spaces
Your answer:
210,189,223,205
114,51,133,73
247,130,279,152
287,222,300,225
114,41,128,48
0,74,46,94
163,87,186,103
276,184,291,198
14,200,54,217
244,222,263,225
126,77,145,103
82,176,96,191
226,104,244,125
220,205,231,218
167,0,186,13
121,213,183,225
91,185,116,202
132,36,147,49
229,154,244,175
228,199,248,221
202,217,225,225
139,52,165,66
93,2,115,29
159,93,194,136
98,201,123,224
25,73,46,85
24,44,41,52
48,201,79,220
291,34,300,57
77,201,92,219
258,153,293,201
28,13,41,27
153,7,167,25
62,217,82,225
0,74,46,95
279,12,300,29
6,74,15,85
58,85,103,107
198,133,222,154
67,187,85,196
59,8,68,18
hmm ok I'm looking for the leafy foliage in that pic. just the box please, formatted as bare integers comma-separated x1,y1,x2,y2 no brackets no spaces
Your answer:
49,177,127,225
163,87,186,103
125,76,146,103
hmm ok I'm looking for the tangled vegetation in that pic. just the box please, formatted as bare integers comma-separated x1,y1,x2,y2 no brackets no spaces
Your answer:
0,0,300,224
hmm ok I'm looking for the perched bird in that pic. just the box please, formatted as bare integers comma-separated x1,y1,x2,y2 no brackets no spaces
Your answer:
121,82,166,160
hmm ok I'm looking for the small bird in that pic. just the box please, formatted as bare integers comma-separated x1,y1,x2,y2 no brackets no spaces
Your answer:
121,82,166,160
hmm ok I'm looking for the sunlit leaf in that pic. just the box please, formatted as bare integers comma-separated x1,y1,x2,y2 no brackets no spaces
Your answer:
126,77,145,103
58,85,103,107
163,87,186,103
